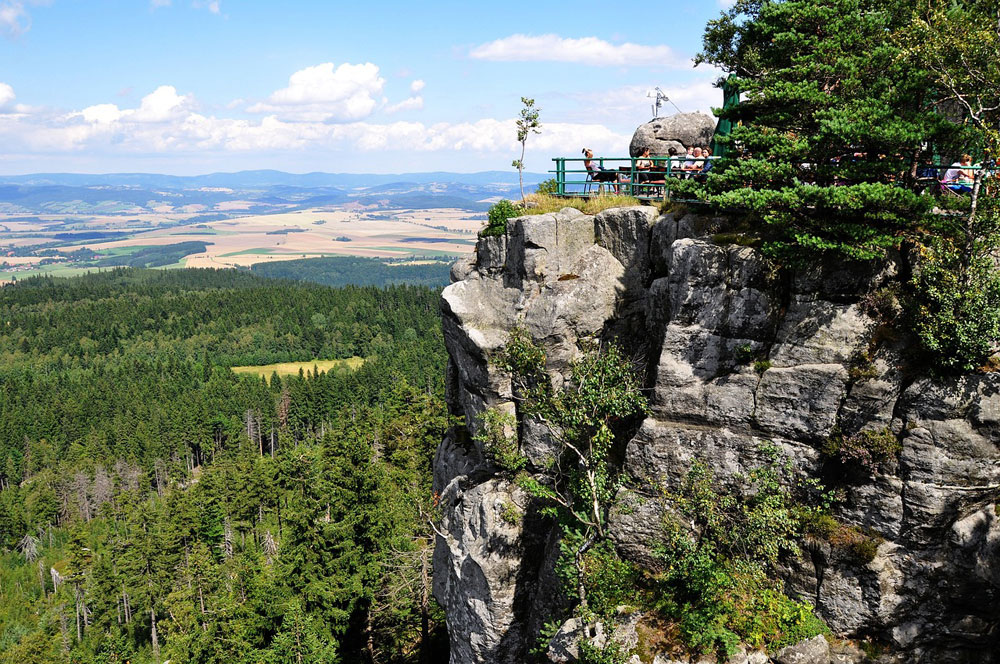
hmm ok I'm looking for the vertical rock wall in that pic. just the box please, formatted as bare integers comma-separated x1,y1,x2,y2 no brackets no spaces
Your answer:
434,207,1000,664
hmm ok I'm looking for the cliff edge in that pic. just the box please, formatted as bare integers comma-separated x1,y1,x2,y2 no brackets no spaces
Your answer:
433,207,1000,664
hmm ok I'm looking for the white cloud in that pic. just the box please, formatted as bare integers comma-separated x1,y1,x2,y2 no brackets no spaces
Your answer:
150,0,171,7
0,1,30,37
79,103,123,124
0,82,15,107
0,82,629,164
385,96,423,114
248,62,385,122
718,0,736,7
0,81,31,114
132,85,195,122
470,34,690,68
410,79,425,93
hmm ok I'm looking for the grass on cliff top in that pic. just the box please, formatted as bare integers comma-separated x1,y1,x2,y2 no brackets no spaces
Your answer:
522,193,642,216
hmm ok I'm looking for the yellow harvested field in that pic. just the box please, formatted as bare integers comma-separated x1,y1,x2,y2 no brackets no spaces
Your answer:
231,356,365,380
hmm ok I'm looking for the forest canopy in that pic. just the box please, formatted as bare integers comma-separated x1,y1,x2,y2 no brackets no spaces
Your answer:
0,268,450,663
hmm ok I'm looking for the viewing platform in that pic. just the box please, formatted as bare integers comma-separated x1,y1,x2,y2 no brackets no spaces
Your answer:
550,156,716,203
549,156,994,204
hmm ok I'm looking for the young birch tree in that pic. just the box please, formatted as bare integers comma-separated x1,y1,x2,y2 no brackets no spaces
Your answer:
513,97,541,205
481,329,647,612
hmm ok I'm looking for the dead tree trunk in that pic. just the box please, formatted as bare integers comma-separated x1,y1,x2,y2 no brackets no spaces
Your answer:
151,606,160,661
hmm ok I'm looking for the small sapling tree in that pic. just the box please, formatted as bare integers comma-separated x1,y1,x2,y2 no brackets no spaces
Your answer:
513,97,541,206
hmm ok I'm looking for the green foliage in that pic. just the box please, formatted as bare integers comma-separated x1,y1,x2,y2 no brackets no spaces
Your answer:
535,178,559,196
734,343,754,364
822,428,901,473
690,0,966,260
513,97,542,204
578,639,629,664
499,501,521,526
578,539,641,620
803,515,883,566
251,255,452,288
911,207,1000,372
0,269,451,663
473,408,526,473
650,449,829,657
496,326,549,385
481,199,521,238
93,241,210,268
497,327,648,651
531,619,563,658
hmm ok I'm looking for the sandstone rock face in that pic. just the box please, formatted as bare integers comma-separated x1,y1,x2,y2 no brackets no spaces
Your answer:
772,635,831,664
630,112,716,157
435,207,1000,663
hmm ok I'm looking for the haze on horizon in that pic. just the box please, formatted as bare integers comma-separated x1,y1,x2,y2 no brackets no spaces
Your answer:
0,0,727,176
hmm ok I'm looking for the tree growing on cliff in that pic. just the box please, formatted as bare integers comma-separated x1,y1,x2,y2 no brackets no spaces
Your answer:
492,329,647,613
689,0,966,260
513,97,541,206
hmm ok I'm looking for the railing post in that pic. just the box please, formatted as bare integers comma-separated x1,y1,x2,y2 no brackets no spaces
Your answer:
556,158,565,196
666,157,673,201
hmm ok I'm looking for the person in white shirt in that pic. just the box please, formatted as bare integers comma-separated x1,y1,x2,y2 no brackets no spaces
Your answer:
943,154,974,192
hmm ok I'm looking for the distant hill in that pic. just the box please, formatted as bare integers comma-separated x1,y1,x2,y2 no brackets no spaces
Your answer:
0,169,549,189
0,170,548,214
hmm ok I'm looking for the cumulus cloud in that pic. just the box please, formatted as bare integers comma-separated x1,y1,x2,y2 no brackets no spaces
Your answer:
470,34,690,68
0,81,628,162
410,79,425,93
0,1,30,37
248,62,385,122
0,81,31,114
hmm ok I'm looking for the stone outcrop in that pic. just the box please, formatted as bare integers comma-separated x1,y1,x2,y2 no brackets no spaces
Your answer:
630,112,716,157
434,206,1000,663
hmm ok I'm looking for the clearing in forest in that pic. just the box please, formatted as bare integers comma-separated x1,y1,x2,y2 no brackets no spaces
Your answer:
230,356,365,380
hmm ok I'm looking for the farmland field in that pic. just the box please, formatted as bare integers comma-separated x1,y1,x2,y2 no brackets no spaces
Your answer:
0,206,482,282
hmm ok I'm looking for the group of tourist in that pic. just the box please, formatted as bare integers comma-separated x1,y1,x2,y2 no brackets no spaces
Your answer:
581,145,713,195
581,146,991,197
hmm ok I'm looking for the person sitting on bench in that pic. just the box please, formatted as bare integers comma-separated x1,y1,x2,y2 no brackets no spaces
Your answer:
583,148,621,193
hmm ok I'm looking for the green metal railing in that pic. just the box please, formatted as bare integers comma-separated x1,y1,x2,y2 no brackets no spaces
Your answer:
550,157,995,203
550,156,716,202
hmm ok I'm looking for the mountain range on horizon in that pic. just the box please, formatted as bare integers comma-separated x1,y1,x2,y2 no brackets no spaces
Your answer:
0,169,549,190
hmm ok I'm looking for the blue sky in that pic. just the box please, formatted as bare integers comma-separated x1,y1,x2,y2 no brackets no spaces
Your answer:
0,0,731,174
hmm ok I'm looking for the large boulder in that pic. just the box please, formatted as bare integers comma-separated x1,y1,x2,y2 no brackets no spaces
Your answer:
629,112,716,157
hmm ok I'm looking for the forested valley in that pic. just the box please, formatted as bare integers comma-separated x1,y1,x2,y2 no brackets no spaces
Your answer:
0,268,451,663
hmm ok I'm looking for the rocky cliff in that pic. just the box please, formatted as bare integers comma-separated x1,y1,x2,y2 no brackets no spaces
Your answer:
433,207,1000,664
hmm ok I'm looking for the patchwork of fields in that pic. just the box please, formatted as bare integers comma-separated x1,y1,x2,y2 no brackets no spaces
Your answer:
0,206,482,282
